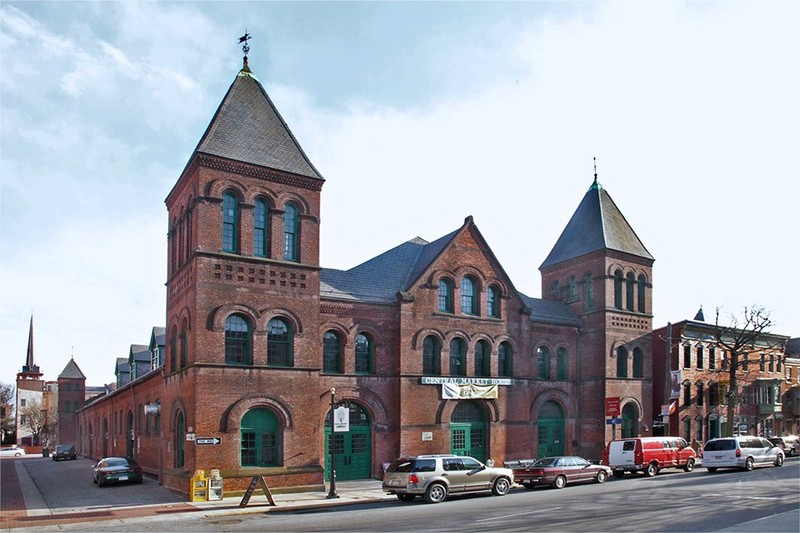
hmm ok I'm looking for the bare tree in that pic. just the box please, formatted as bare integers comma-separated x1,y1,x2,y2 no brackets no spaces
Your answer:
0,382,15,444
713,306,784,437
20,398,47,445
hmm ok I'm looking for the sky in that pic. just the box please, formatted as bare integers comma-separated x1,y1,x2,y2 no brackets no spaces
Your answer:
1,1,798,388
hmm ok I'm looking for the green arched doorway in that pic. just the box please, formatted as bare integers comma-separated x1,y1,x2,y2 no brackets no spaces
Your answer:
537,401,565,457
621,403,638,438
324,403,372,481
241,408,280,467
450,402,487,462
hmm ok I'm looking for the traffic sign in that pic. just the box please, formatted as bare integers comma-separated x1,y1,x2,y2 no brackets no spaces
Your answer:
606,418,623,425
196,437,221,445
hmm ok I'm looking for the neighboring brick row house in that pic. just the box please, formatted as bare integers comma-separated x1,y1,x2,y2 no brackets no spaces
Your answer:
32,56,784,495
652,313,791,443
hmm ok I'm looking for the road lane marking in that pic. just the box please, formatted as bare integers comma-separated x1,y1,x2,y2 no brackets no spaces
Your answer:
477,507,563,522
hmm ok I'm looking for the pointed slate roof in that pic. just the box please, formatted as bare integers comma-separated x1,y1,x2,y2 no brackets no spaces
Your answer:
189,63,323,180
58,359,86,380
540,179,653,269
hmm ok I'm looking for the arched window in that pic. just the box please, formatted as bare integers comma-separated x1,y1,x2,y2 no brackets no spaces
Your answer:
683,381,692,407
422,336,440,375
709,382,719,406
696,382,704,406
222,193,239,253
267,318,293,366
625,272,635,311
174,411,185,468
584,273,593,311
169,326,177,372
536,346,550,380
450,338,466,376
475,340,490,377
556,347,567,380
567,276,577,301
697,345,704,369
486,285,500,318
632,347,643,378
616,347,628,378
614,270,623,309
225,315,252,365
709,346,716,370
179,319,189,369
355,333,374,374
323,331,342,374
637,274,646,312
254,199,269,257
283,202,298,261
438,279,453,313
241,408,280,467
461,276,477,315
683,344,692,368
498,342,512,377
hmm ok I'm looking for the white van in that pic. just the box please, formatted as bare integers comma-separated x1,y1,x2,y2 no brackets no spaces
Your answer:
702,436,784,472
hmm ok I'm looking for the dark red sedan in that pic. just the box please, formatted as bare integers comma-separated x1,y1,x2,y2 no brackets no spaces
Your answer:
512,456,612,489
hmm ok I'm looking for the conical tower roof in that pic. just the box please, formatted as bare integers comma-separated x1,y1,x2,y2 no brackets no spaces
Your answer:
540,178,653,269
188,61,323,180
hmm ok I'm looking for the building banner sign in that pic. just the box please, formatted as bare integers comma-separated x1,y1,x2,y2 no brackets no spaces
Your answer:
333,405,349,432
421,377,513,386
670,370,682,399
442,383,498,399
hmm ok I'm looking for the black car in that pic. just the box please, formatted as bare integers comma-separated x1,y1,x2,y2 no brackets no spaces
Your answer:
92,457,143,487
52,444,77,461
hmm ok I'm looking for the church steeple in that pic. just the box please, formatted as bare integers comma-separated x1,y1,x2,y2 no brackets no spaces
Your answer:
20,316,41,377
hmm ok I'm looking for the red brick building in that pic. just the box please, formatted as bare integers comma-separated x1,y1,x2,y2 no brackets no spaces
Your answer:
76,57,656,494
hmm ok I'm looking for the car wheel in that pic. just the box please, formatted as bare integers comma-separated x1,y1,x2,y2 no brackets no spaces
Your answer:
523,481,537,490
743,457,754,471
14,452,22,457
683,458,695,472
595,470,608,484
707,467,717,473
613,471,625,479
492,477,511,496
424,483,447,504
645,463,659,477
396,494,416,502
553,475,567,489
774,454,784,467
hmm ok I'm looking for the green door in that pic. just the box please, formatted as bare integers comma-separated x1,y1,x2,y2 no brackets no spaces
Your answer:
450,402,487,462
537,401,565,456
621,403,637,438
324,404,372,481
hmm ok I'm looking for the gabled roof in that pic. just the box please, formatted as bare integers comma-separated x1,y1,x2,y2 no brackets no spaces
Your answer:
150,327,166,348
58,358,86,380
540,179,653,269
115,358,130,374
187,64,323,180
129,344,150,363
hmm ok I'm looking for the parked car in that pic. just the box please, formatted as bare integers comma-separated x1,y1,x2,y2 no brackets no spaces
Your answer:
767,436,798,457
0,446,26,458
92,457,143,487
52,444,77,461
511,456,612,489
703,436,784,472
602,436,697,477
383,454,513,503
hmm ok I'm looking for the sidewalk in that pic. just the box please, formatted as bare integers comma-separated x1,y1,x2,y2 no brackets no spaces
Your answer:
1,459,393,531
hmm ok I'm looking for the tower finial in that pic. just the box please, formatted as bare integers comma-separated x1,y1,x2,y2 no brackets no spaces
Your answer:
593,156,598,182
238,30,252,71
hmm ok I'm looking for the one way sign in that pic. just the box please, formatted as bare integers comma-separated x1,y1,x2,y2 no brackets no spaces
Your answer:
196,437,221,446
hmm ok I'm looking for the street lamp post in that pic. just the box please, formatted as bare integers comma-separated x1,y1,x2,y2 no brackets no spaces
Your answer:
326,387,339,499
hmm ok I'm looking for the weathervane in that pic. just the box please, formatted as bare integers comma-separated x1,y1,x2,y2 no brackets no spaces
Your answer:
238,31,252,58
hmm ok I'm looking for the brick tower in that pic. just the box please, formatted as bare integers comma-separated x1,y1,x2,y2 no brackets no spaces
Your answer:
540,175,655,457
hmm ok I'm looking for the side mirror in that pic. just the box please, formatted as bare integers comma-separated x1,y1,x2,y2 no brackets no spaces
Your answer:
485,459,494,467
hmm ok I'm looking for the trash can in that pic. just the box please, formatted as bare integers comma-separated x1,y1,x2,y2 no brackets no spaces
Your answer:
42,447,50,458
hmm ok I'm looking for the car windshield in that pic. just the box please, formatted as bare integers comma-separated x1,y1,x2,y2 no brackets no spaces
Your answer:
533,457,559,467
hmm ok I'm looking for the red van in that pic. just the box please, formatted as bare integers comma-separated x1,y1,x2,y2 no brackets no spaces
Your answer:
602,437,697,478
